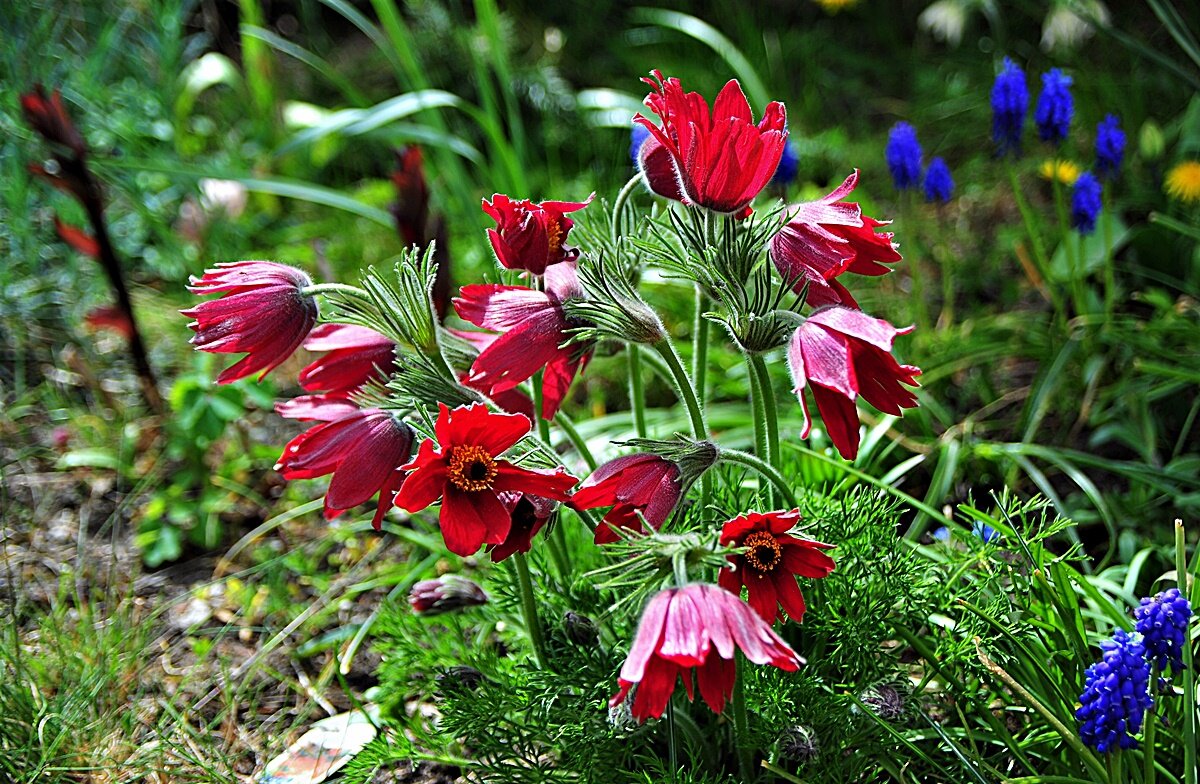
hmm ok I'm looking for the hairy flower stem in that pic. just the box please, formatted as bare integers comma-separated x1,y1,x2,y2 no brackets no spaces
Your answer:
749,355,781,470
746,354,777,507
732,657,753,781
628,344,648,439
514,553,548,669
301,282,374,303
652,338,710,507
1006,164,1063,318
555,412,597,471
612,174,642,244
1177,521,1197,784
974,638,1109,782
719,449,797,508
692,287,710,410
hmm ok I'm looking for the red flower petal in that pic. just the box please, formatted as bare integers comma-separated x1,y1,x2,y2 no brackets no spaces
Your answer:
433,402,530,455
439,487,510,556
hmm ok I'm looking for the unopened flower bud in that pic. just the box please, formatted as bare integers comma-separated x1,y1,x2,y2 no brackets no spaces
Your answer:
562,253,667,346
409,575,488,615
436,664,486,695
859,682,908,721
563,611,599,647
778,725,819,763
1139,120,1164,161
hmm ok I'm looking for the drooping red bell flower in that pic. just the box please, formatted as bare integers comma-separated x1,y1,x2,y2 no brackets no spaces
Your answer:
453,262,592,420
275,406,415,529
482,193,593,275
570,453,682,545
718,510,835,624
635,70,787,217
299,323,396,395
395,403,578,556
770,170,902,308
788,306,921,460
183,261,319,384
488,492,557,562
611,583,802,722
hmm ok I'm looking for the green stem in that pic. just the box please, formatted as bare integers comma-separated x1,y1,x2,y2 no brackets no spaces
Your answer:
1006,163,1063,316
513,553,548,669
555,412,597,471
652,338,710,506
301,282,373,302
747,354,778,507
628,344,648,439
899,194,930,330
732,662,752,781
612,174,643,244
749,354,781,471
692,286,709,410
1102,189,1116,325
532,370,551,442
747,354,767,459
1177,521,1197,784
760,761,806,784
975,639,1109,782
1144,687,1157,784
719,449,798,508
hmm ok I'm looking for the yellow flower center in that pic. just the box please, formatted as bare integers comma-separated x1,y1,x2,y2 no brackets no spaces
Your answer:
447,445,498,492
743,531,782,574
545,220,564,258
1166,161,1200,204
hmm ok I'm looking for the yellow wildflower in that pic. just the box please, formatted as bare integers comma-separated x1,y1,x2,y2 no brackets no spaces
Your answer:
1165,160,1200,204
1038,158,1081,186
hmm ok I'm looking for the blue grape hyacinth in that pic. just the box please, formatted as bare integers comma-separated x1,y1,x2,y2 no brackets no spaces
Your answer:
630,122,651,168
886,122,923,190
1076,629,1154,752
1095,115,1126,179
772,140,800,187
1071,171,1102,234
991,58,1028,155
923,157,954,203
1034,69,1074,144
1134,588,1193,674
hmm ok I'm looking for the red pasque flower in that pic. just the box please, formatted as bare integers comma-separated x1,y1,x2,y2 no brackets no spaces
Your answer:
482,193,593,275
488,492,557,562
611,583,802,722
788,306,921,460
275,394,360,422
275,406,415,529
770,170,902,308
453,262,592,420
718,510,835,623
571,453,682,545
183,261,319,384
635,70,787,217
395,403,577,556
299,323,396,395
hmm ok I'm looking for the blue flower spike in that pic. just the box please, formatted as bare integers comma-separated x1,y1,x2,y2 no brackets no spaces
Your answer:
1135,588,1193,675
886,121,923,191
1076,628,1155,752
991,58,1028,156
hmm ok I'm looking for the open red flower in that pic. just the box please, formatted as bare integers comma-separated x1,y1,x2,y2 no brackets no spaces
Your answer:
488,492,557,562
183,261,318,384
275,406,414,529
612,584,802,722
395,403,577,556
299,323,396,394
453,263,591,420
571,453,682,544
788,306,921,460
635,70,787,217
770,170,902,308
718,510,835,623
483,193,593,275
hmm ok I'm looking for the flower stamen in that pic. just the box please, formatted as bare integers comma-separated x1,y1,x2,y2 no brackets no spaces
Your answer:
545,219,564,258
447,445,498,492
743,531,782,573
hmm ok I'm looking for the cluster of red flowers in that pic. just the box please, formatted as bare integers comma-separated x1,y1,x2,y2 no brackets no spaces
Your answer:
184,70,924,728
